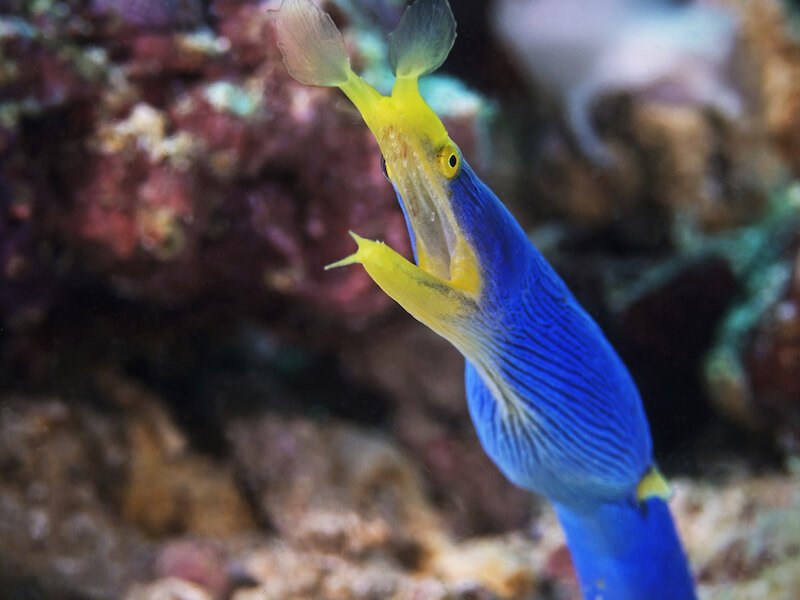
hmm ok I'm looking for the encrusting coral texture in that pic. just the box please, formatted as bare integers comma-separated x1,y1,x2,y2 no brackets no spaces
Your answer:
0,0,485,347
2,378,800,600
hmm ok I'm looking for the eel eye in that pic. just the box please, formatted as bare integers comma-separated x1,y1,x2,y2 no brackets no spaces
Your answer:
438,144,460,179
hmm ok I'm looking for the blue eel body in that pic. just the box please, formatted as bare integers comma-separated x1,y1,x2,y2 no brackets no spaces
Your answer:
272,0,698,595
434,163,696,599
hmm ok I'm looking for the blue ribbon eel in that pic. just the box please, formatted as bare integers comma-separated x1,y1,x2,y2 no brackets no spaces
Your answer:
273,1,696,598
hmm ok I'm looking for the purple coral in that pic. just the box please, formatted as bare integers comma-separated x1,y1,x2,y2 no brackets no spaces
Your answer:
91,0,205,30
2,0,469,341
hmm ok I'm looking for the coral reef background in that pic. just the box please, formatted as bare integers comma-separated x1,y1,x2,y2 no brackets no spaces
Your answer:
1,0,799,598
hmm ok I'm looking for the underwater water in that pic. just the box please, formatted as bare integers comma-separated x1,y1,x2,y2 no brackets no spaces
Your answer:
1,0,800,598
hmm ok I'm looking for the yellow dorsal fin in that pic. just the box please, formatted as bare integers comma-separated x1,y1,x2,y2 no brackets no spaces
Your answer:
636,466,673,502
388,0,456,80
271,0,351,87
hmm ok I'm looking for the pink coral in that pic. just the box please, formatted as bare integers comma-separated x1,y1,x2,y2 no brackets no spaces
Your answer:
90,0,205,30
3,0,493,338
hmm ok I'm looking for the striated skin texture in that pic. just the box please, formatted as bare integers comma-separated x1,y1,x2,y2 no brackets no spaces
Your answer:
450,163,652,507
273,0,696,597
423,156,694,600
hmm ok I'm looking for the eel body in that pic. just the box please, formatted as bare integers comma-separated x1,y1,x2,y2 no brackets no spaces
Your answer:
273,1,697,597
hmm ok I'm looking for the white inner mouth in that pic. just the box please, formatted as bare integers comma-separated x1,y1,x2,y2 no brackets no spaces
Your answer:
385,132,457,281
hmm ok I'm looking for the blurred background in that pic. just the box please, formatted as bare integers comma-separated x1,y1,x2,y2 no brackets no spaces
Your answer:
1,0,799,598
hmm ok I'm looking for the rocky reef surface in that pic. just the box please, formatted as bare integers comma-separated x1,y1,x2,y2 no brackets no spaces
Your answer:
2,382,799,600
1,0,800,598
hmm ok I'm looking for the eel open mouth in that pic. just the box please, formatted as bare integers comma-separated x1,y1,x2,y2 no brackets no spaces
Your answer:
381,128,458,283
273,0,478,294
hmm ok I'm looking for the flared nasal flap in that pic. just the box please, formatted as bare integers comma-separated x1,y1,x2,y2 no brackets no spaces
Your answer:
272,0,351,87
388,0,456,79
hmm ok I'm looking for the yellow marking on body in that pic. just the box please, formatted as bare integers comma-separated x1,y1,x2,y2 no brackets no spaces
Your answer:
449,235,481,296
636,466,672,502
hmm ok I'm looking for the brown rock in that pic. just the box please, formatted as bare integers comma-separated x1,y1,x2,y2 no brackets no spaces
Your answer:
670,472,800,594
226,413,444,562
225,412,558,599
0,396,155,598
744,249,800,450
93,369,256,538
126,578,213,600
734,0,800,174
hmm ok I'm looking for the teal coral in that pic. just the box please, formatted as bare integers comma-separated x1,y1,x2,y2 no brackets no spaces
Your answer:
204,81,264,119
704,184,800,433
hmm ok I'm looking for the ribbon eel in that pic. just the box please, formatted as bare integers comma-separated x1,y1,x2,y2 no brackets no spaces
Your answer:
273,1,696,598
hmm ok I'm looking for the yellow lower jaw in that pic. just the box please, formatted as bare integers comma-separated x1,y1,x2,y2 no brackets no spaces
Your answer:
327,232,478,334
